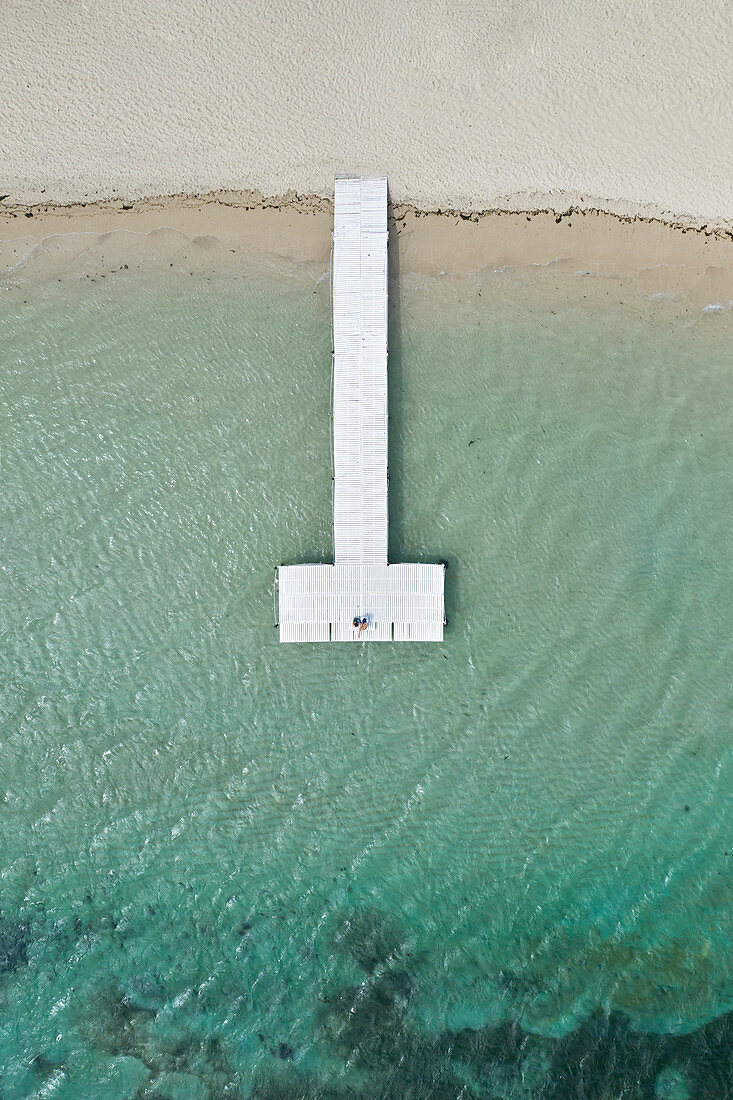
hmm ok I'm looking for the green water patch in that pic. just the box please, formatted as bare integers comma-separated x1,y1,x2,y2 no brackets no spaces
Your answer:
1,270,732,1096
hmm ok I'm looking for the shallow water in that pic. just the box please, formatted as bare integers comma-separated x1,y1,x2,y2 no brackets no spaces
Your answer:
1,264,733,1098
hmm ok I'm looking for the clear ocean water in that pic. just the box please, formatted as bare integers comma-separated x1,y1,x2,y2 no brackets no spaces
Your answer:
1,262,733,1099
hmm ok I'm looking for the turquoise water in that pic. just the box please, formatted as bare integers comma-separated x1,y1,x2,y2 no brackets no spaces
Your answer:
1,264,733,1098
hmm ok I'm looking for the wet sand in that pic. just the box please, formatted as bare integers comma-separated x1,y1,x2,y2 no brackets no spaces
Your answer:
2,193,731,314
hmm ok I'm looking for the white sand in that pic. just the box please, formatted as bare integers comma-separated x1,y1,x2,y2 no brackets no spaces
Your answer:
2,0,732,225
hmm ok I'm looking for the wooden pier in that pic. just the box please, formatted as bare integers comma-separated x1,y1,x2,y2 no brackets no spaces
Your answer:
277,177,445,642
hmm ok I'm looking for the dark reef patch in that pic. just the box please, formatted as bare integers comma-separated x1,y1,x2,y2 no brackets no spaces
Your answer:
254,1004,733,1098
0,913,31,974
247,906,733,1098
333,906,408,975
79,985,242,1098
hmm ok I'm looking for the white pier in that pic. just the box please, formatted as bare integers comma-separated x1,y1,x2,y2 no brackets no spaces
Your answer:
277,177,445,643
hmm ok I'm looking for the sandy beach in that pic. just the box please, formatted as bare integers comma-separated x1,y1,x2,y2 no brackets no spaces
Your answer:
1,0,731,305
2,0,733,223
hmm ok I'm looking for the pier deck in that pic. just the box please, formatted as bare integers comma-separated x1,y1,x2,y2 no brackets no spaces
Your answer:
277,176,445,642
332,176,389,565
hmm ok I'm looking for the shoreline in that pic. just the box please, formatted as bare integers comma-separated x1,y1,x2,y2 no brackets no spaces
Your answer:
2,192,732,313
4,188,733,237
3,0,731,244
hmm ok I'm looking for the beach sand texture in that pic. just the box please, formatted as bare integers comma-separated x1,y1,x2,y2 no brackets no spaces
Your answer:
2,0,732,223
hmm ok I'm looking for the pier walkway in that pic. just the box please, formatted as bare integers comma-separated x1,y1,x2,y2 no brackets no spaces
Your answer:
277,177,445,642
